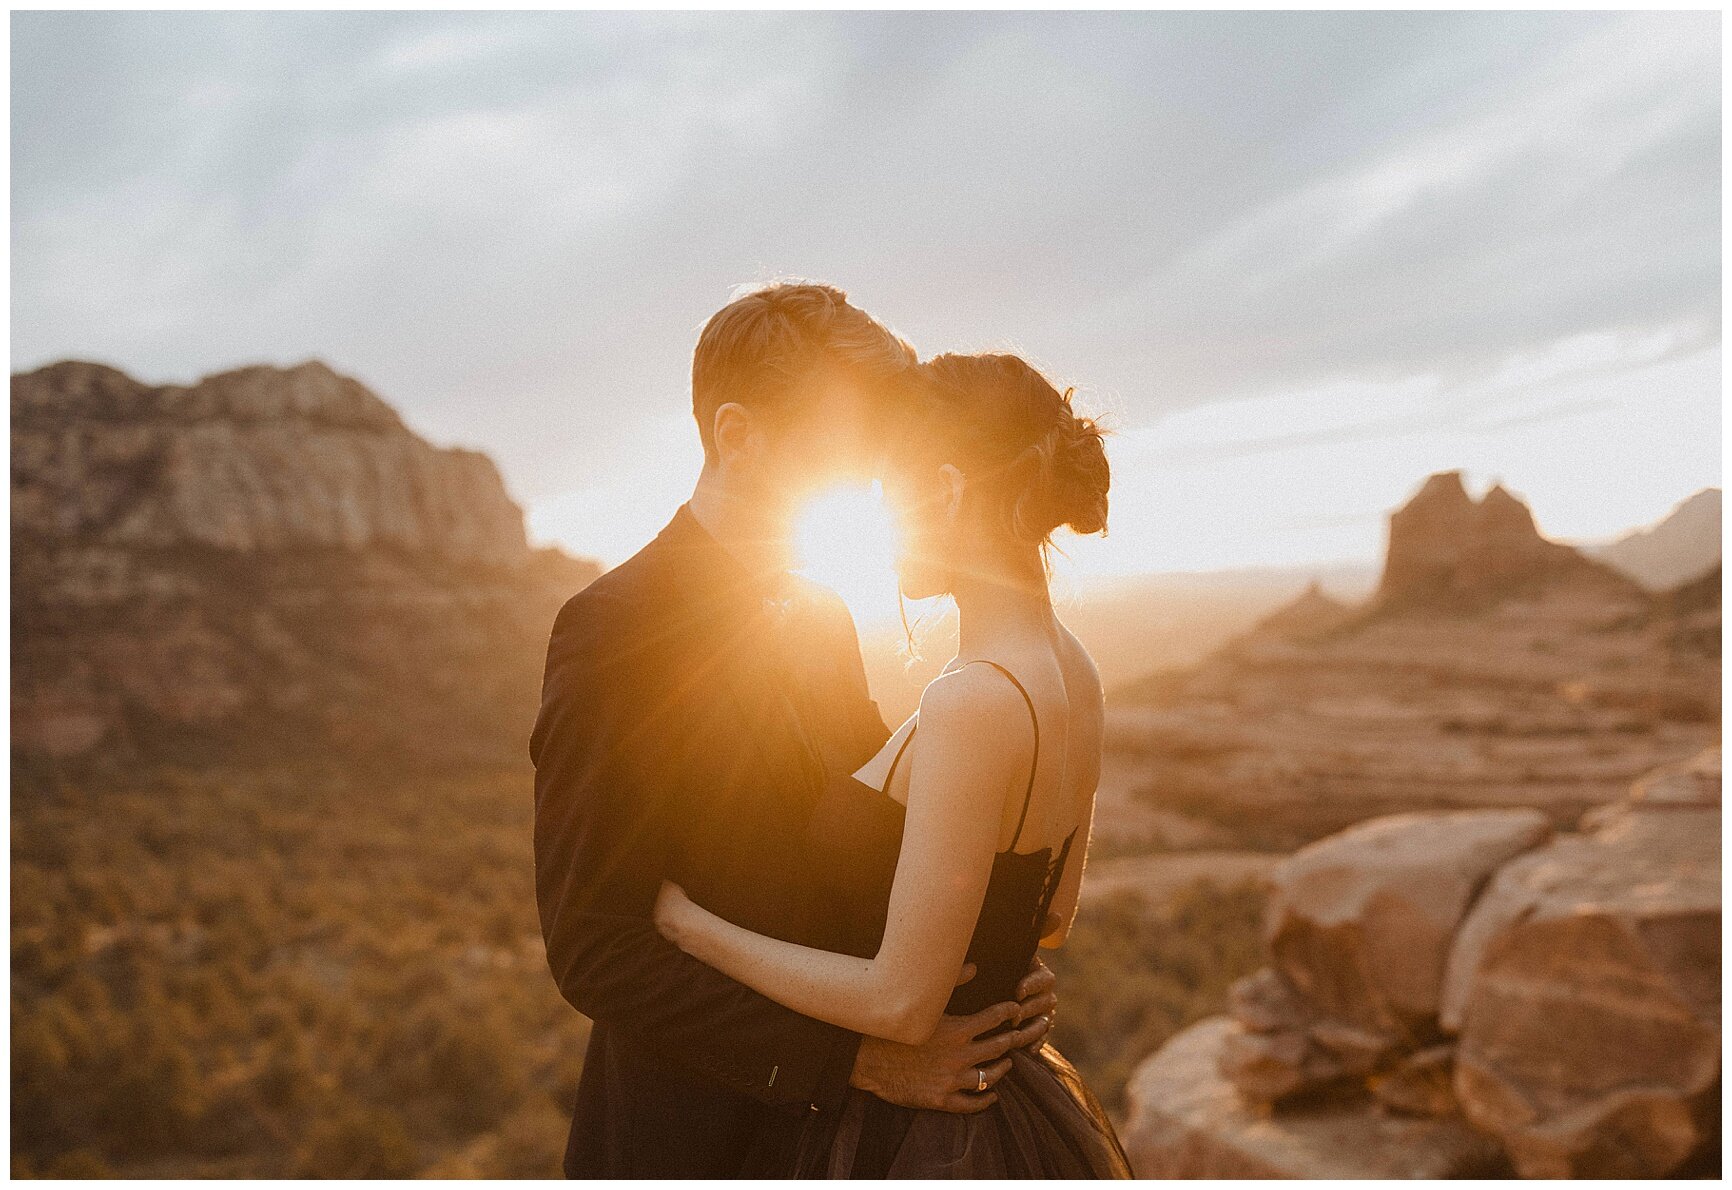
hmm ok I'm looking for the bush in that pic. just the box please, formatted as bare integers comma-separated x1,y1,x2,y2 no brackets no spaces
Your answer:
11,764,586,1177
295,1103,418,1178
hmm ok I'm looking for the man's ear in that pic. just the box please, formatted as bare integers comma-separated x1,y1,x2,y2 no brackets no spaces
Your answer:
937,463,966,525
711,402,758,470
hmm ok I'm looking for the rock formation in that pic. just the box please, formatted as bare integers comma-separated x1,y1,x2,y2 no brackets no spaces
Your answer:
1108,470,1718,850
1121,748,1721,1179
1124,1017,1507,1178
12,360,600,769
1376,471,1641,612
1442,748,1721,1177
1209,810,1553,1114
1264,809,1551,1045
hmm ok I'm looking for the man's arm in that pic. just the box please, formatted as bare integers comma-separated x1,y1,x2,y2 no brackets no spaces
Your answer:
530,590,862,1110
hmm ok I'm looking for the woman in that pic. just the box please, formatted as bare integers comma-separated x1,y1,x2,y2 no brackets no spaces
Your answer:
655,352,1132,1177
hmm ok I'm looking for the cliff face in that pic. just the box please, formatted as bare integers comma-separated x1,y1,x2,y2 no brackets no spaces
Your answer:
1376,471,1640,611
13,360,527,566
12,360,600,768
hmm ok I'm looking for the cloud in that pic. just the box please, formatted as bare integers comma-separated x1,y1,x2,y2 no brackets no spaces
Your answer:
10,11,1720,569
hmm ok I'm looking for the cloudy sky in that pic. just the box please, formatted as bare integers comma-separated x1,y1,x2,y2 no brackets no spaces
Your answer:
12,10,1721,584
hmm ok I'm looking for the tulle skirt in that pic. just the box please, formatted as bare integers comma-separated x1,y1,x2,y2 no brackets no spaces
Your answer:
752,1042,1133,1179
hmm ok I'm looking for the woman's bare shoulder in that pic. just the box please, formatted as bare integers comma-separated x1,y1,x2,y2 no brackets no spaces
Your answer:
929,663,1042,754
918,662,1035,731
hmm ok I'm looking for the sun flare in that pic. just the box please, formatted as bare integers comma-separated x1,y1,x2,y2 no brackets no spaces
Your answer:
794,482,903,623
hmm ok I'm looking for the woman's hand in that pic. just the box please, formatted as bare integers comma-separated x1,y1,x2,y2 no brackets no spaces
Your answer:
653,880,695,947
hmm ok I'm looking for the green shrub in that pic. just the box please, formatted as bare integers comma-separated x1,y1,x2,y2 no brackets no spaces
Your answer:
11,764,584,1177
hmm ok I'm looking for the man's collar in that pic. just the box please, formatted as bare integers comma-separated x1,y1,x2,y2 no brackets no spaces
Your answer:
659,503,795,609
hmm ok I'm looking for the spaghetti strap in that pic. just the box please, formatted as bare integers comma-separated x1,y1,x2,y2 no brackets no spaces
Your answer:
881,659,1042,851
963,660,1041,851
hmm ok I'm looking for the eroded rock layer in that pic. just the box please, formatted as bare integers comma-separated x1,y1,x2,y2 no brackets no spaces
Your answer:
13,360,600,768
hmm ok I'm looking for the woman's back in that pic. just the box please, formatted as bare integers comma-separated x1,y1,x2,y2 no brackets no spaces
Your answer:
1034,624,1104,851
819,623,1106,1013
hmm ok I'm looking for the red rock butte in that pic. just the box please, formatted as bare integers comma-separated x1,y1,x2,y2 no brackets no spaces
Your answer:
1376,470,1643,612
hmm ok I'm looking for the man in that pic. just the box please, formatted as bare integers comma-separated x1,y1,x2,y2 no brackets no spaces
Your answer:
530,282,1058,1177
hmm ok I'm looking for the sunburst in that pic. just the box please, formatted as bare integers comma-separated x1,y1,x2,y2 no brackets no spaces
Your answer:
793,481,903,623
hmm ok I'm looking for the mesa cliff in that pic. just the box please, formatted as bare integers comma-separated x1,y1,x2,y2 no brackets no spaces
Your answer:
12,360,600,769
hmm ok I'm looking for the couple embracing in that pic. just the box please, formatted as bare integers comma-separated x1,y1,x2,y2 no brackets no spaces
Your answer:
530,281,1132,1178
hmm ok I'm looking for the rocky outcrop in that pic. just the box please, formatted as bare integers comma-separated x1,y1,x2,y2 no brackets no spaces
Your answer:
1123,1017,1508,1178
1123,749,1721,1179
13,360,527,566
1266,810,1552,1039
1442,748,1720,1177
1215,811,1552,1110
1376,471,1641,612
12,360,600,769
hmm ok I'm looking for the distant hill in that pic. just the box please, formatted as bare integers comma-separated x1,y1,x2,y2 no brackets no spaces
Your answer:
1585,487,1720,591
1068,561,1378,676
12,360,600,770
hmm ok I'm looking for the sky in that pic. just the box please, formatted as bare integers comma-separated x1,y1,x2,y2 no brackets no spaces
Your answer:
12,10,1722,590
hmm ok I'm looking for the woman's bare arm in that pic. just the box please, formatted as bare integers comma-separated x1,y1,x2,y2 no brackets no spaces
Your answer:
655,667,1031,1046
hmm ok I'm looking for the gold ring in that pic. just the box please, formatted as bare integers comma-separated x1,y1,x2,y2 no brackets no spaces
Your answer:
976,1068,987,1092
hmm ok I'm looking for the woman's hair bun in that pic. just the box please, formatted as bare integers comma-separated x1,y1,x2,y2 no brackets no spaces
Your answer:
1042,398,1110,536
1012,390,1109,540
922,352,1110,544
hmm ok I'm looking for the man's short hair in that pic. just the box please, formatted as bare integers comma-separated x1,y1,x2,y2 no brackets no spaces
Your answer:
691,281,917,461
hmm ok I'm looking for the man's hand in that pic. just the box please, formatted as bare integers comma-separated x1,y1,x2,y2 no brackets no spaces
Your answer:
848,962,1055,1113
1014,956,1058,1050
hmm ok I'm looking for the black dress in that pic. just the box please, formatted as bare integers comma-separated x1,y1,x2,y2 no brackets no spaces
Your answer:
757,660,1132,1178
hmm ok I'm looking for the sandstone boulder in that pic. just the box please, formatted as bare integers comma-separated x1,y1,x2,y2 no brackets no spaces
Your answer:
1441,790,1720,1177
1265,809,1551,1040
1124,1017,1507,1178
1219,966,1403,1106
